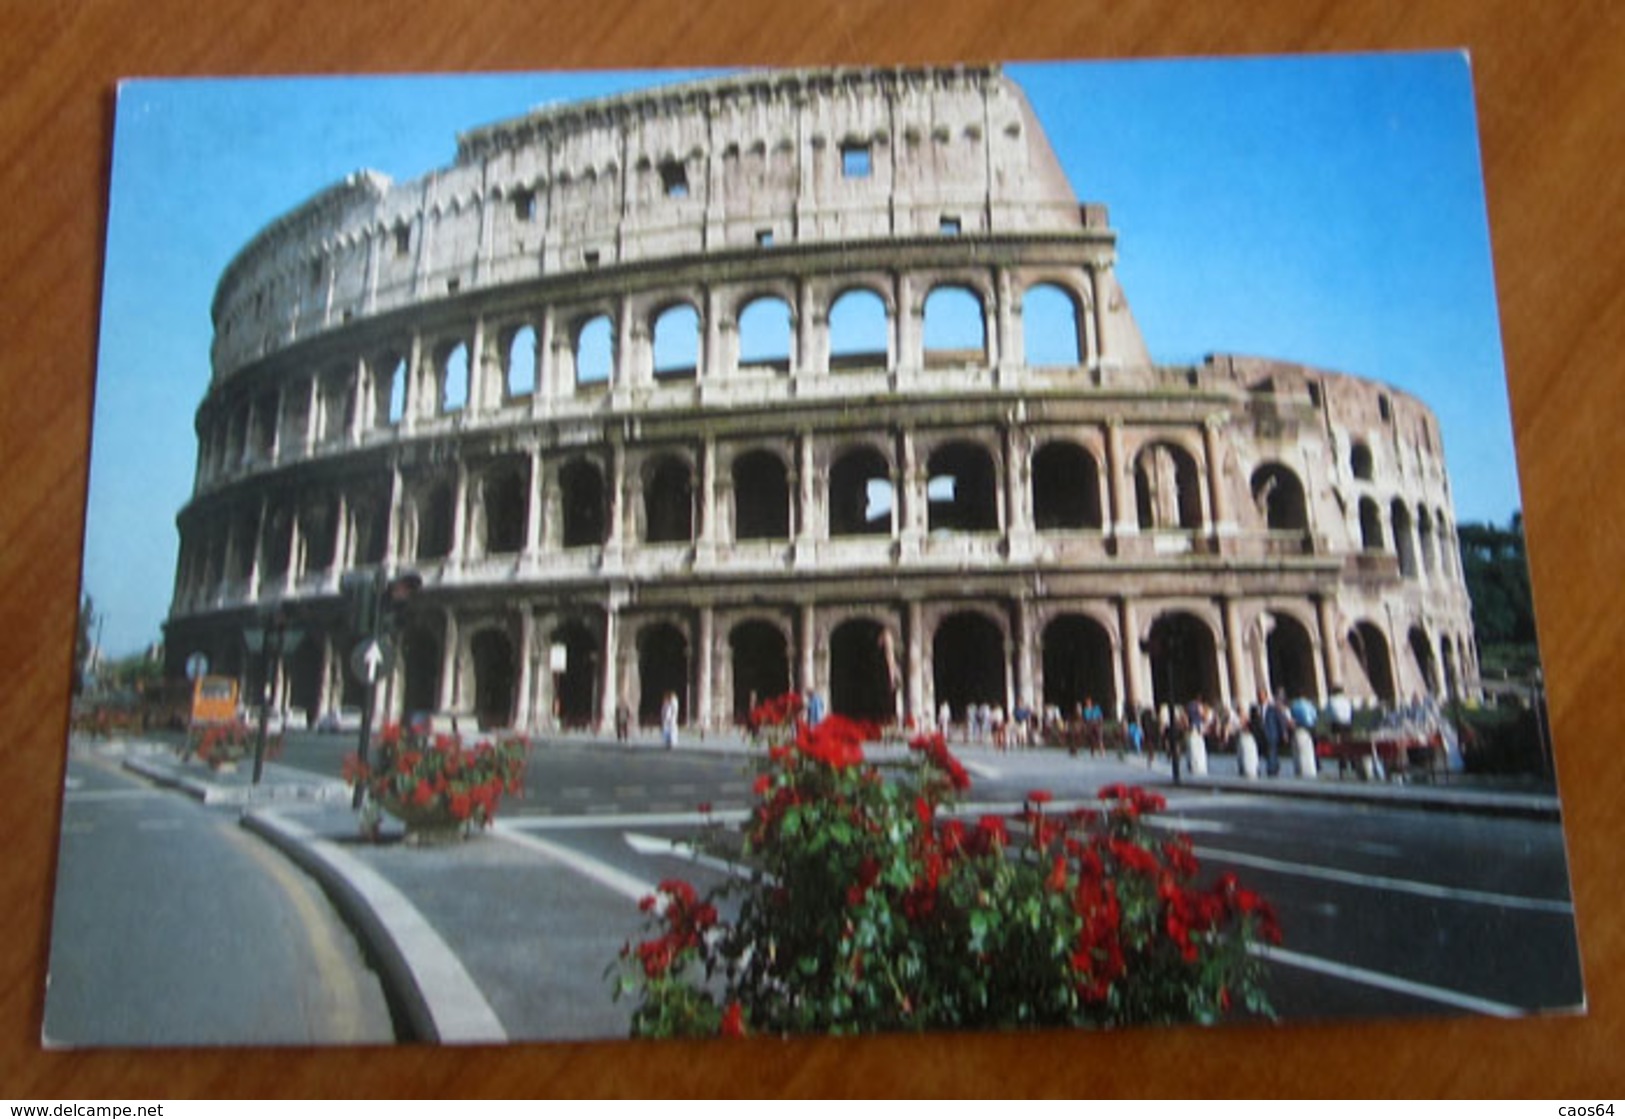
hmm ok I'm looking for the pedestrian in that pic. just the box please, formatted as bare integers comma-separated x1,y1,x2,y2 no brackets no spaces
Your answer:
806,689,826,727
615,701,630,742
660,690,680,750
1262,688,1290,777
937,700,952,736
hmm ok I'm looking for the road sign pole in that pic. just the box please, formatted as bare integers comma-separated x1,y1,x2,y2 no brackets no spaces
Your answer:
351,570,383,810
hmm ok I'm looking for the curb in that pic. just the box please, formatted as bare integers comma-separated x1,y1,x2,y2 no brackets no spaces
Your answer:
122,754,352,806
1168,773,1561,820
240,809,507,1045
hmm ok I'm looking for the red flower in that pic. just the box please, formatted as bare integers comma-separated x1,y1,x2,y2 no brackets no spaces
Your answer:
720,1001,746,1037
411,779,434,806
1027,789,1054,805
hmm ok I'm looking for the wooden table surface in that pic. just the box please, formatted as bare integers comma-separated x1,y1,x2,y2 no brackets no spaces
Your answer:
3,0,1621,1098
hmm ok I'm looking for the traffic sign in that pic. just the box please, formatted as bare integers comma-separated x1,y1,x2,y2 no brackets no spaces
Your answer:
184,652,210,681
349,637,396,684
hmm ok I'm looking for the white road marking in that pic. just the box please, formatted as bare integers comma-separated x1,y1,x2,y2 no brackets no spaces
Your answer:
1193,844,1573,914
623,832,757,881
491,823,656,904
1255,944,1526,1017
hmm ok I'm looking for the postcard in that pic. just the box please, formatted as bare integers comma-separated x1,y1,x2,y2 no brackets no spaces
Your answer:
49,54,1582,1046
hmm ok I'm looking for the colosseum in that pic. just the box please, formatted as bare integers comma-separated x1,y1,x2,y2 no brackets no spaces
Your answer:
163,64,1480,736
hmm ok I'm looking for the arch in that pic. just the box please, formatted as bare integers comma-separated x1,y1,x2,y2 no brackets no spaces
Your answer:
1251,463,1309,531
1409,626,1441,697
299,498,338,573
550,619,599,727
400,625,442,718
481,466,527,556
1032,441,1102,530
1041,614,1115,715
350,491,388,566
934,611,1006,721
921,284,986,367
1347,622,1397,706
439,341,469,413
829,445,893,537
828,288,889,371
287,638,324,728
574,314,614,389
652,303,700,380
1359,497,1384,551
830,617,895,721
637,622,689,726
1264,613,1318,702
506,325,537,398
643,455,694,544
1417,505,1437,574
414,481,455,561
1134,442,1202,530
1022,282,1082,368
260,507,293,581
730,620,790,722
927,440,999,533
559,459,607,548
1147,612,1220,709
320,373,351,443
1441,638,1460,700
737,296,792,372
732,449,790,540
470,629,515,729
1351,440,1375,481
1392,499,1418,578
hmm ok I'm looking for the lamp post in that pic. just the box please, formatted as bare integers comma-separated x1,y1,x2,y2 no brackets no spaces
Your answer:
343,569,420,810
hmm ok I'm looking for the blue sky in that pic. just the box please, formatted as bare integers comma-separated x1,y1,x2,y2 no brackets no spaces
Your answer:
84,54,1519,657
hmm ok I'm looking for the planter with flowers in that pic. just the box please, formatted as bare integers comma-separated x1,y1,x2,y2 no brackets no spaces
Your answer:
343,723,526,844
187,720,278,772
612,693,1281,1038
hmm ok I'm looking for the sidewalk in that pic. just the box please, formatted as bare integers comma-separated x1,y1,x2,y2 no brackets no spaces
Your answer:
93,732,1561,1043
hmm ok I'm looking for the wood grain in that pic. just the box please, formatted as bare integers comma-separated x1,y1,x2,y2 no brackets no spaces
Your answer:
2,0,1620,1097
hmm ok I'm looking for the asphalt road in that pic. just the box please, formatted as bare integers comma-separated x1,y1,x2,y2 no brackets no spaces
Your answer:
43,749,396,1047
140,728,1588,1029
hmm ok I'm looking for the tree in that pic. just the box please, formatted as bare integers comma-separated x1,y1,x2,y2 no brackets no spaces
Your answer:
1457,514,1536,647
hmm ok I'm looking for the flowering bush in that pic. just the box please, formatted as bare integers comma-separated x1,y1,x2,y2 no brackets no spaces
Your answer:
343,722,526,833
613,695,1280,1037
187,720,278,770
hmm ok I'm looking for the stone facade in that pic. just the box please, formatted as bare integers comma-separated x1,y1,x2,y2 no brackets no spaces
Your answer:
165,65,1479,732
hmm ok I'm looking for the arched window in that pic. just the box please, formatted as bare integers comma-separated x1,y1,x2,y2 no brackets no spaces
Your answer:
559,460,606,548
927,441,999,533
732,450,790,540
730,621,790,722
1022,283,1081,367
575,314,613,389
470,630,515,730
1350,440,1375,481
439,341,469,413
507,326,537,398
1134,442,1202,530
415,482,455,561
922,285,986,367
637,622,689,726
828,289,888,371
652,304,700,380
829,446,893,537
644,456,693,544
1392,499,1418,578
481,467,527,556
737,296,792,373
1359,497,1384,551
1251,464,1309,531
1032,442,1102,530
1147,612,1220,709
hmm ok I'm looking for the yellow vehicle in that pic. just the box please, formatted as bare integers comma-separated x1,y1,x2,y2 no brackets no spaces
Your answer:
190,675,239,727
